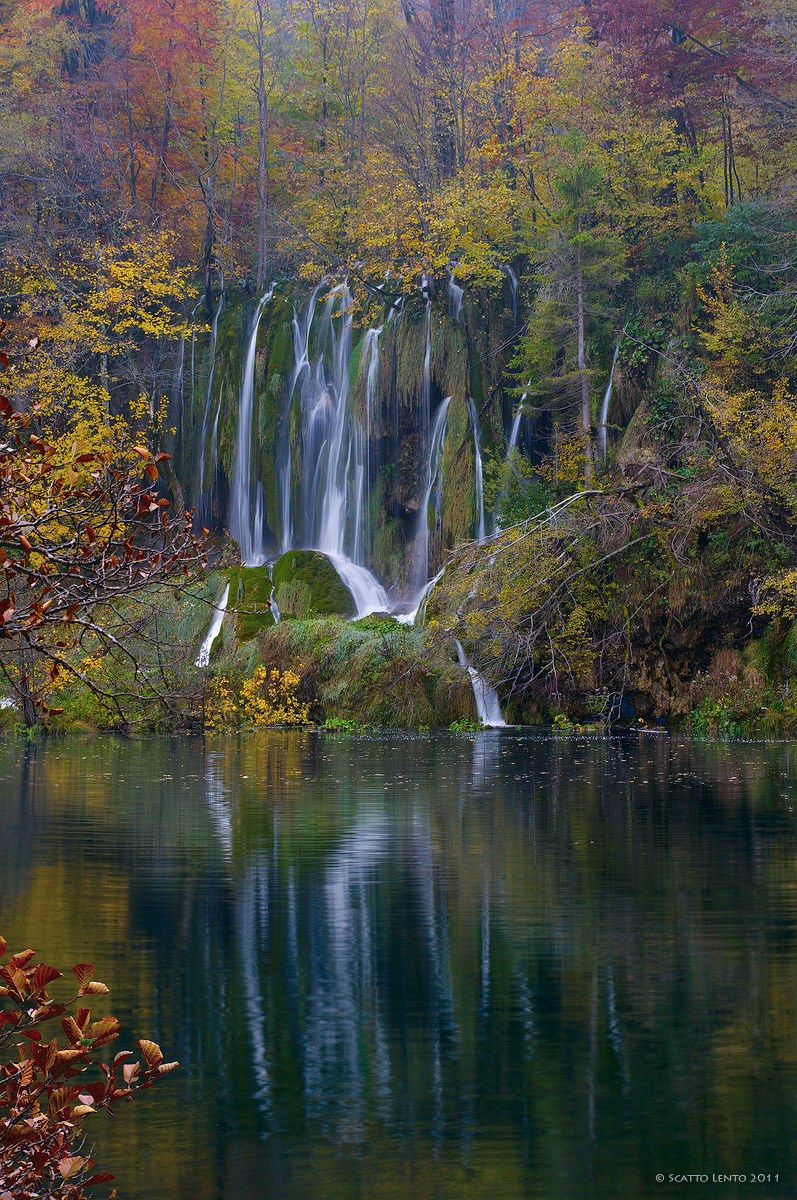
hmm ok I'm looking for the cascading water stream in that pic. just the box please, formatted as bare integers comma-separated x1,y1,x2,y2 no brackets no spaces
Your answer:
280,281,326,552
599,335,623,463
410,397,451,601
508,408,523,453
455,640,506,727
287,282,388,617
230,285,275,565
196,583,230,667
467,397,487,541
447,269,464,323
362,326,382,561
195,295,224,526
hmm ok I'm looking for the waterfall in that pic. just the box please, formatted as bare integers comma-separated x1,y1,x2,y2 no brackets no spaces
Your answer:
230,285,275,565
396,566,444,627
447,269,464,323
286,282,388,617
599,335,623,464
503,265,518,325
196,582,230,667
195,294,223,527
455,640,506,727
508,408,523,453
411,397,451,599
362,326,382,561
280,281,326,553
467,396,487,540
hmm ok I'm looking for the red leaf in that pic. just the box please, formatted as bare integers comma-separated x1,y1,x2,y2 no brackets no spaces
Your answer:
30,963,62,991
145,462,158,482
84,1173,115,1186
72,963,95,988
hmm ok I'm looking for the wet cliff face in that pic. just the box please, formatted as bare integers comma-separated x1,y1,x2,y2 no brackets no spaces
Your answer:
174,275,519,593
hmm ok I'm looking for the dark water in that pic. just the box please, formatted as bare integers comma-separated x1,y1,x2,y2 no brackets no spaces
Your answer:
1,731,796,1199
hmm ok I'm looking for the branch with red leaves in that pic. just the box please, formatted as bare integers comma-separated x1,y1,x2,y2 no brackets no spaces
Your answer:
1,935,177,1200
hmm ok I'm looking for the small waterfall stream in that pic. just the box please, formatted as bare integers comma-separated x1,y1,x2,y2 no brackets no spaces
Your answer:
230,285,275,565
447,269,464,322
599,335,623,463
467,397,487,540
455,640,506,727
195,294,224,527
410,397,451,601
196,583,230,667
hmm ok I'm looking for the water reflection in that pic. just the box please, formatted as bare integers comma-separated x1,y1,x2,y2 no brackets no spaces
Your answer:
1,732,796,1199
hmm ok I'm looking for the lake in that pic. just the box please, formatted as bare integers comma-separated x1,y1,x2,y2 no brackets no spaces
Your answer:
1,731,795,1199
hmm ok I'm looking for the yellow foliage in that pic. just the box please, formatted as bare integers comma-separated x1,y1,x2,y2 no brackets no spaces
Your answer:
207,667,310,730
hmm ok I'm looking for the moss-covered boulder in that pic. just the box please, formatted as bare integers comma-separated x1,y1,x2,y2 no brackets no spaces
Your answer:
226,564,276,641
272,550,355,618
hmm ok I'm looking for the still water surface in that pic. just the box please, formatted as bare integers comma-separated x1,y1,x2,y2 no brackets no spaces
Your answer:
1,731,796,1199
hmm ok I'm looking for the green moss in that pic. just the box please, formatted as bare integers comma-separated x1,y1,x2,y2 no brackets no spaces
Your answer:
226,564,276,641
257,616,475,727
272,550,355,617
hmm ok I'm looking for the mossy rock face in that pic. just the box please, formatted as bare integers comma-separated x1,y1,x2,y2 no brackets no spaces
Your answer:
272,550,355,617
226,564,276,641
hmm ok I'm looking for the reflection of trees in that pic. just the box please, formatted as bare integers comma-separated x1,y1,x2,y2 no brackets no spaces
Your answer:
1,732,796,1197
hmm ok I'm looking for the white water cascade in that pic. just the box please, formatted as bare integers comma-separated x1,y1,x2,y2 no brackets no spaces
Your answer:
195,295,224,526
508,408,523,454
410,396,451,601
447,269,464,322
195,583,230,667
455,640,506,727
287,282,388,617
230,285,275,565
467,396,487,540
599,335,623,463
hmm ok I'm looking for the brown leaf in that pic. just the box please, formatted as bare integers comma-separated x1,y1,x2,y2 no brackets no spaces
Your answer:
58,1156,86,1180
157,1061,179,1076
136,1038,163,1070
80,980,110,996
84,1173,115,1186
132,445,150,458
145,462,158,482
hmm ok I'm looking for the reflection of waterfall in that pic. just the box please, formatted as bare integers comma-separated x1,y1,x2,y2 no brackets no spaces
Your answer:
195,582,230,667
230,285,275,565
304,816,393,1137
599,336,622,463
238,865,273,1114
467,396,487,540
447,269,464,322
411,397,451,599
455,640,506,727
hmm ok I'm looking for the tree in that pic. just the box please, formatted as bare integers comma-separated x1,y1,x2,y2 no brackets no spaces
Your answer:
0,325,208,728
